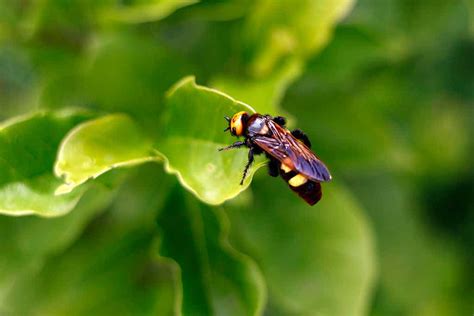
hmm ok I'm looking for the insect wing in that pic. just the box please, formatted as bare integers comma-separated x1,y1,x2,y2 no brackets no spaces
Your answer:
253,120,331,182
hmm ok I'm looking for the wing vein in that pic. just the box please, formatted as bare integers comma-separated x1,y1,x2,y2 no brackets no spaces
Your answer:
253,119,331,182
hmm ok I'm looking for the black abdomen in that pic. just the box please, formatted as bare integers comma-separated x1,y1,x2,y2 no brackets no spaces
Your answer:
279,162,322,206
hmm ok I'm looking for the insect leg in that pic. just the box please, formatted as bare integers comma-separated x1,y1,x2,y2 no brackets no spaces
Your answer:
267,156,280,177
291,129,312,148
272,116,286,127
245,138,263,155
240,148,255,185
218,141,246,151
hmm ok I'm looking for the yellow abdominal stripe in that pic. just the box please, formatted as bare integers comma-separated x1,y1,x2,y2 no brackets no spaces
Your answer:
279,162,308,187
288,173,308,187
280,163,292,173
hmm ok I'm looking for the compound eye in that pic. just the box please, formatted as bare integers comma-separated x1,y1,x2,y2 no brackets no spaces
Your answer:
231,127,237,135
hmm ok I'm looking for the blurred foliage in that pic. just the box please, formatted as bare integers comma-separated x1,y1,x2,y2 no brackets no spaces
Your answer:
0,0,472,315
0,110,94,216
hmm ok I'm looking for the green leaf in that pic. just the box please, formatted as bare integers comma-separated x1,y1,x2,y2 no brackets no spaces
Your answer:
40,32,189,134
225,178,375,315
81,33,189,135
2,164,178,315
212,59,302,115
0,185,117,305
104,162,176,231
99,0,199,24
52,78,268,206
243,0,356,76
157,186,266,316
55,114,156,194
156,76,266,205
0,110,94,216
3,224,179,316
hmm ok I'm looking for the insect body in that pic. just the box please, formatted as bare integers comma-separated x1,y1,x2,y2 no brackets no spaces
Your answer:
219,111,332,205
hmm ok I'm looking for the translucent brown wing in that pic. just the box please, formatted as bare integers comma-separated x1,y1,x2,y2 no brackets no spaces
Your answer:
253,120,332,182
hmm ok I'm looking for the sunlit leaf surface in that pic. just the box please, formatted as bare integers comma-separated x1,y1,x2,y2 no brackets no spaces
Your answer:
156,77,267,205
55,114,155,194
0,110,94,216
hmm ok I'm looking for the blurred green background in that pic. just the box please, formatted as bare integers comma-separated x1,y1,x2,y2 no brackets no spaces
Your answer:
0,0,473,315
